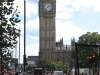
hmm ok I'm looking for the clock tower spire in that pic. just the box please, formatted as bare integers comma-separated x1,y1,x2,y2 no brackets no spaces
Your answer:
39,0,56,60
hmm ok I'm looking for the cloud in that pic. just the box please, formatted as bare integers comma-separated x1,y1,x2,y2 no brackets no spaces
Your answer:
26,17,39,36
17,17,39,37
93,0,100,12
71,0,100,12
56,10,73,19
14,0,38,18
56,0,100,20
56,0,74,19
13,0,100,20
28,0,39,4
13,0,100,63
14,36,39,63
26,43,39,56
12,36,24,63
56,20,87,44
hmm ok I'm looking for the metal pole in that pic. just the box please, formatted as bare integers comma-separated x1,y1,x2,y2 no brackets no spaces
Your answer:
19,28,20,71
89,63,90,75
93,66,94,75
0,1,3,74
24,0,26,72
98,46,100,71
15,45,17,72
75,43,79,75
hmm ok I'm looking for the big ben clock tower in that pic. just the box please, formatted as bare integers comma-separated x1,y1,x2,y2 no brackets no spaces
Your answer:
39,0,56,60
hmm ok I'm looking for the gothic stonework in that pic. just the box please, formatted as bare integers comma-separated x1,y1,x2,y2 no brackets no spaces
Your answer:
39,0,75,67
39,0,56,60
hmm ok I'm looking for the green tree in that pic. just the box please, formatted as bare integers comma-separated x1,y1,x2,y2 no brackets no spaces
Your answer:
0,0,20,64
72,32,100,68
38,59,68,70
26,64,34,71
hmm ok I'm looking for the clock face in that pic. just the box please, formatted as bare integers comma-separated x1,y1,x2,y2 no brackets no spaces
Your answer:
44,3,52,11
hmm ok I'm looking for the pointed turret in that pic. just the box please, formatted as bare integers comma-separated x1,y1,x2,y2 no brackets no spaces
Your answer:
66,43,67,50
62,37,63,46
71,37,75,49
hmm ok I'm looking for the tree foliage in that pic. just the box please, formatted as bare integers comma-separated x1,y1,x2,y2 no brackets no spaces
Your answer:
0,0,20,64
72,32,100,68
26,64,34,71
38,59,68,70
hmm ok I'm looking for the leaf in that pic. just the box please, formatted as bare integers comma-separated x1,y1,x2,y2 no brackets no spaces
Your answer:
72,32,100,68
0,0,21,65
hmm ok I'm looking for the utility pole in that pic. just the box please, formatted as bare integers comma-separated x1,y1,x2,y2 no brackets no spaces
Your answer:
24,0,26,72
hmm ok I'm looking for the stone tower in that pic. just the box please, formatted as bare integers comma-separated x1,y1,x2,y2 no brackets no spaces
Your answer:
38,0,56,60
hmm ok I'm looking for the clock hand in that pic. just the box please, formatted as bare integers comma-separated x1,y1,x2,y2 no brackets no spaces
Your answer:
47,5,49,8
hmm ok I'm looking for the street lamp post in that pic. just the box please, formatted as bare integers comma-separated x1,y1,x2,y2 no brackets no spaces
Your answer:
24,0,26,72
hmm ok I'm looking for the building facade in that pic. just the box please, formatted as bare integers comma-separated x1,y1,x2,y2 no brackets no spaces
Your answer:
26,56,39,67
38,0,75,68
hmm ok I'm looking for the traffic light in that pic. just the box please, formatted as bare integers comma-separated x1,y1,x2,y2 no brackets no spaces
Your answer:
92,55,96,65
53,66,56,70
23,55,28,65
15,63,18,67
89,56,92,65
89,55,96,66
